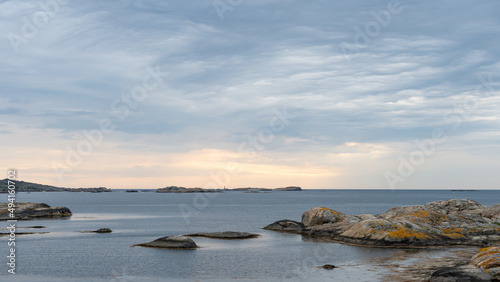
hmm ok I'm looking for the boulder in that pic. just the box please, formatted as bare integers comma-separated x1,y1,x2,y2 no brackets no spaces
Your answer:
263,220,305,233
0,202,72,220
133,236,197,249
429,265,494,282
302,207,344,227
185,231,259,239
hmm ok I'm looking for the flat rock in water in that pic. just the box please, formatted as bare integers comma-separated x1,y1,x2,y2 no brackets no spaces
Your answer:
185,231,260,239
262,220,305,233
0,202,72,220
133,236,198,249
321,264,337,270
80,228,112,233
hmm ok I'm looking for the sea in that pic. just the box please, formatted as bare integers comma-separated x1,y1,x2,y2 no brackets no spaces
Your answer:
1,189,499,282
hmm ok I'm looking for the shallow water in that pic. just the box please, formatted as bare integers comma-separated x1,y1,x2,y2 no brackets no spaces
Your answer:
1,189,498,281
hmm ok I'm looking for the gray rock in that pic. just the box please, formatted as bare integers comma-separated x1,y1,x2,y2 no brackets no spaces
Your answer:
482,204,500,222
321,264,337,270
185,231,260,239
263,220,305,233
302,207,344,227
429,265,494,281
79,228,112,233
471,247,500,270
94,228,112,233
133,236,198,249
0,202,72,220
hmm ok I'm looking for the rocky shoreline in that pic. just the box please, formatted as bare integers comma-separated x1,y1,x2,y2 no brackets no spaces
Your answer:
264,199,500,248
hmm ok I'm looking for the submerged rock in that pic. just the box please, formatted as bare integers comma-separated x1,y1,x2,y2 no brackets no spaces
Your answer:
0,202,72,220
264,199,500,247
133,236,198,249
185,231,260,239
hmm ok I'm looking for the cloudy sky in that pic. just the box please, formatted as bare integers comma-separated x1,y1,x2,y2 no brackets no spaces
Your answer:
1,0,499,189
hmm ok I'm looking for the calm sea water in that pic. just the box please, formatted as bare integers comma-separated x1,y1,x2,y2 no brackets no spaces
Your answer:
1,189,499,281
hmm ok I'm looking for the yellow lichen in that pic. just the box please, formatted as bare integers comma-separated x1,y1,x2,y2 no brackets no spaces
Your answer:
319,207,341,215
477,257,500,269
443,227,463,234
475,247,500,260
386,225,432,240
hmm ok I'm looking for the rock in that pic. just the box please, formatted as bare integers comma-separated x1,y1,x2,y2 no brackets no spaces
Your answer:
263,220,305,233
429,265,494,281
302,207,345,227
482,204,500,222
80,228,112,233
321,264,337,270
265,199,500,247
126,190,139,193
133,236,198,249
0,232,48,236
471,247,500,271
94,228,112,233
0,202,72,220
185,231,260,239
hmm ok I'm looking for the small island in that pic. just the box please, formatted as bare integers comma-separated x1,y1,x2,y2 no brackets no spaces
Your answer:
232,186,302,192
0,179,110,193
156,186,302,193
156,186,222,193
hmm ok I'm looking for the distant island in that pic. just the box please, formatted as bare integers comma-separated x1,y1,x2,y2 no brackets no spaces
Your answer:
157,186,221,193
0,179,111,193
232,186,302,192
0,179,301,193
156,186,302,193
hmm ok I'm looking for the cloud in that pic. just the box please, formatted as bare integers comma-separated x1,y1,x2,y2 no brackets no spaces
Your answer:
0,0,499,188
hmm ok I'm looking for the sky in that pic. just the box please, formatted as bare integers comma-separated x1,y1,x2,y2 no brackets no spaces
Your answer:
0,0,499,189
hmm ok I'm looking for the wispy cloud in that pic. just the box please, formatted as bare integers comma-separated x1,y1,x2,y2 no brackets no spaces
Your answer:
1,0,499,188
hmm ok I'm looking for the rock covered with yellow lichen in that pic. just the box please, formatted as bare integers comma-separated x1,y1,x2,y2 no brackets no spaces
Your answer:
471,247,500,277
265,199,500,247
